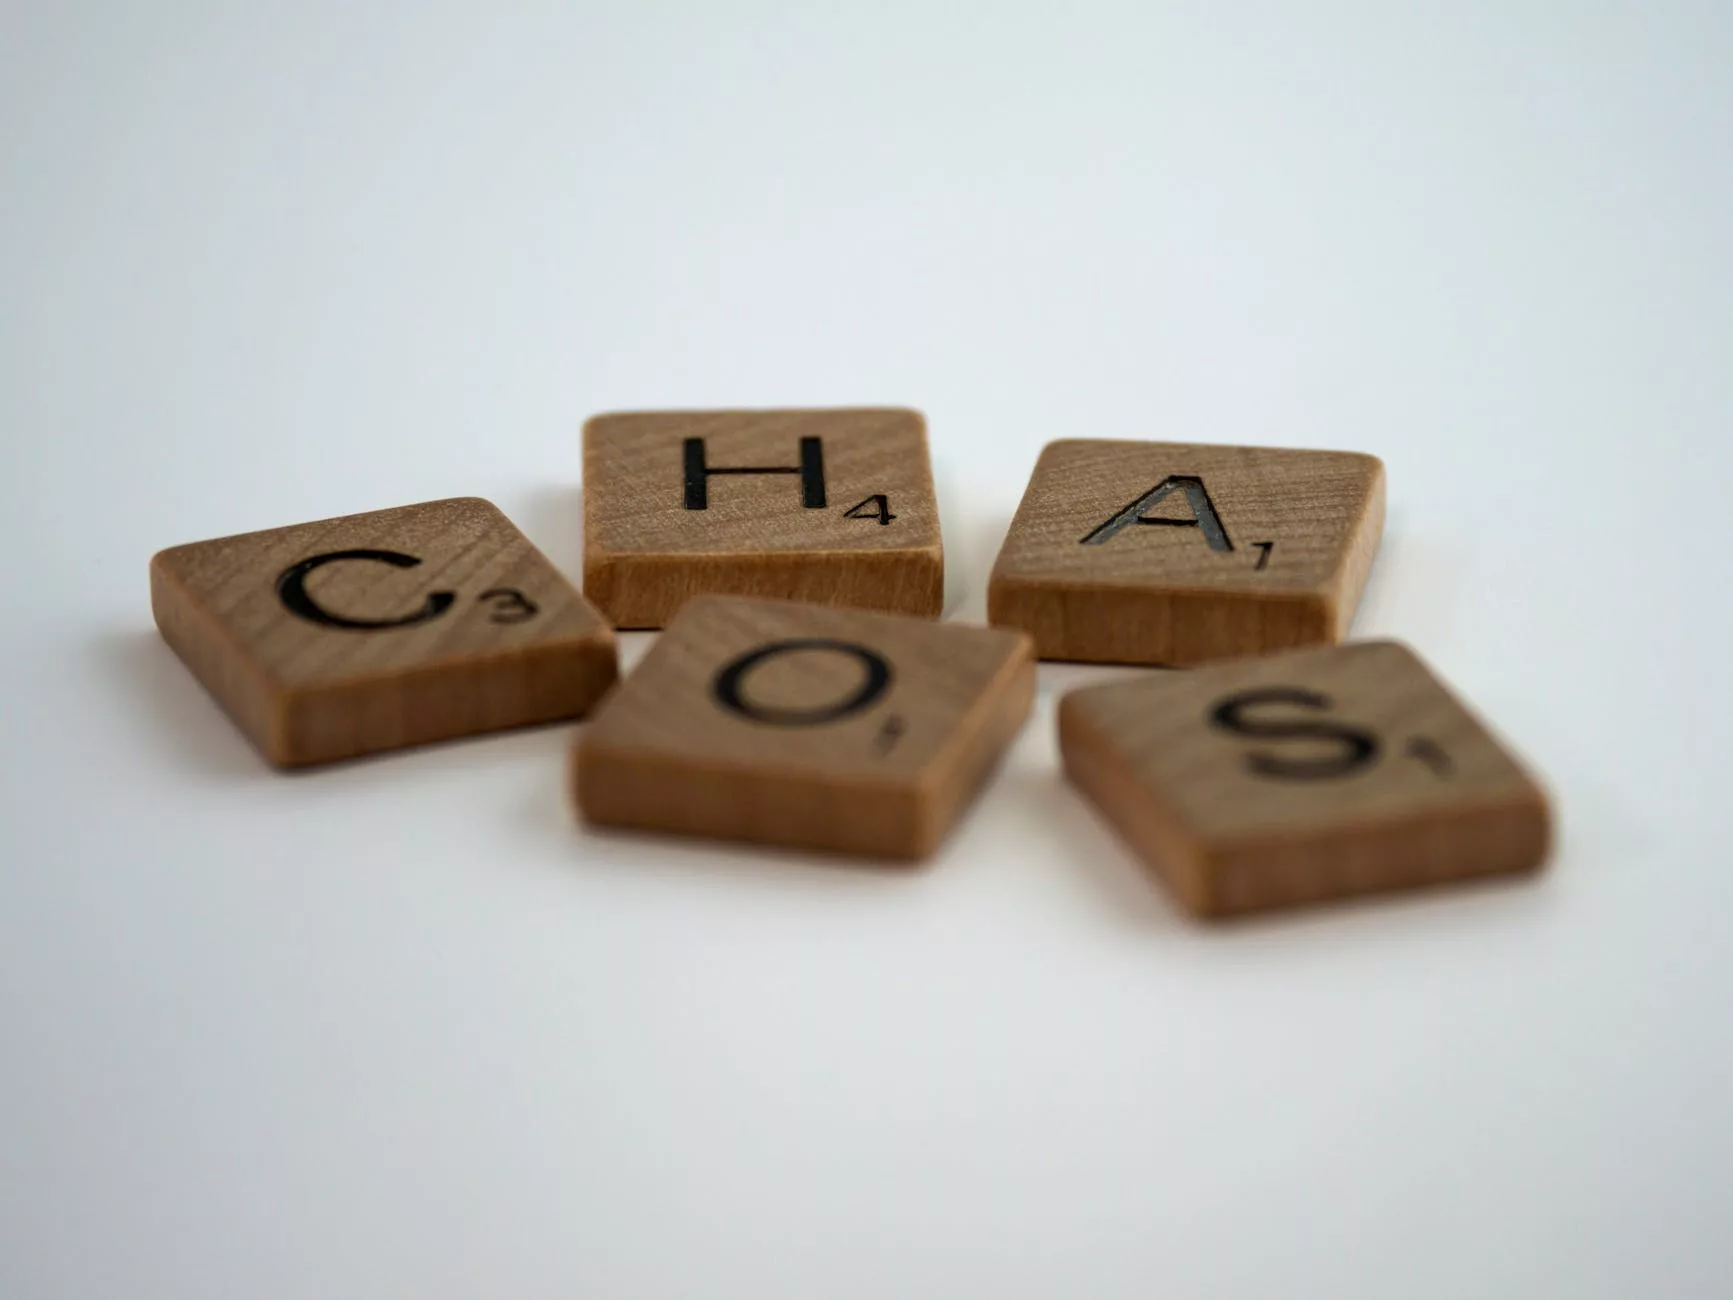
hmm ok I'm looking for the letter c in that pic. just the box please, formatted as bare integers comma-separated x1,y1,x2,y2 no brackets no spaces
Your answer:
275,549,456,631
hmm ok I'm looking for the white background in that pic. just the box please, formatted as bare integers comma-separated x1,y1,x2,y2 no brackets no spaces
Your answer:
3,3,1731,1297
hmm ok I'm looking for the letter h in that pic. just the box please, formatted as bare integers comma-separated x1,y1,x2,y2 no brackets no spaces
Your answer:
683,437,827,511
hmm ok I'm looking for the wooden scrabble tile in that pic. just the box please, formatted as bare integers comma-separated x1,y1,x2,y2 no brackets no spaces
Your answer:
151,497,617,767
583,408,944,628
988,439,1385,665
1058,641,1550,917
574,596,1034,859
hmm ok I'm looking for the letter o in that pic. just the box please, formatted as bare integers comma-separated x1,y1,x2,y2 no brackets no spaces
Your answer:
712,639,893,726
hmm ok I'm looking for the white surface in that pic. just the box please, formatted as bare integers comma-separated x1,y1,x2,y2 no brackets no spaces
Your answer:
3,3,1730,1297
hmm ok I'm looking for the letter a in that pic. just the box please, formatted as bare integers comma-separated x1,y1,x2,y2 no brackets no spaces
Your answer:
1079,475,1233,551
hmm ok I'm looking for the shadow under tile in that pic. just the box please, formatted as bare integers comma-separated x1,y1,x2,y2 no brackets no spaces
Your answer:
932,459,1011,623
1350,507,1468,645
93,627,269,780
507,484,586,585
982,760,1184,928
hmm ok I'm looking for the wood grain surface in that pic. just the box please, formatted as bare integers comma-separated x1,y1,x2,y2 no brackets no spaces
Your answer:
574,595,1034,859
988,439,1385,665
151,497,618,767
1058,640,1550,917
583,408,944,628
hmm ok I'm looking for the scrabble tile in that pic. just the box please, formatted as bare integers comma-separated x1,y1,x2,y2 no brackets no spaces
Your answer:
151,497,617,767
574,596,1034,859
583,408,944,628
1058,641,1550,917
988,439,1385,665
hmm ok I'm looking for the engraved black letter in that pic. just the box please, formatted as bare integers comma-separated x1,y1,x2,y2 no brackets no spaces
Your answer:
684,437,826,510
1209,688,1379,780
276,549,455,631
1081,475,1233,551
712,639,892,726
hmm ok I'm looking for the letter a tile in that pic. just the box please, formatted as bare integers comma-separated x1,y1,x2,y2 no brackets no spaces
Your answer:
1059,641,1550,917
151,498,618,766
583,409,944,628
989,439,1385,665
574,596,1034,859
